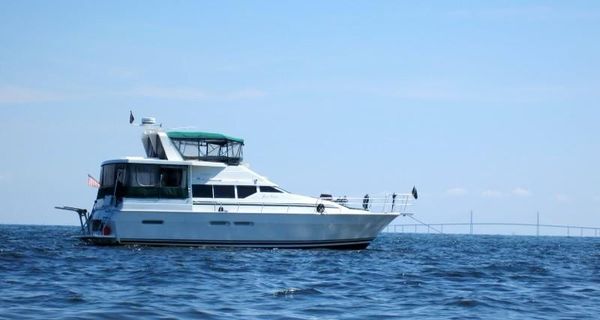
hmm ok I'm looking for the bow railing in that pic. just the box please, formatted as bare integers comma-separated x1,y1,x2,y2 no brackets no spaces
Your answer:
320,193,415,214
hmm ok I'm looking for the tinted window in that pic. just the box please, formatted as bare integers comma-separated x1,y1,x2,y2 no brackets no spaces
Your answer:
161,167,185,187
131,165,160,187
192,185,213,198
213,185,235,198
101,164,116,188
237,186,257,198
100,164,125,188
260,186,282,193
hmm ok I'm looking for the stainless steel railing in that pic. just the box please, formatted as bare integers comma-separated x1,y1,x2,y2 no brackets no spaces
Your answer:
318,193,415,214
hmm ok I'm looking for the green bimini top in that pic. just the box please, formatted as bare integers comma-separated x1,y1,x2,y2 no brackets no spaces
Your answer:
167,131,244,144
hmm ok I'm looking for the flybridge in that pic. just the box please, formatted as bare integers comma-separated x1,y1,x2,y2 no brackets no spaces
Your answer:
167,131,244,165
167,131,244,144
141,125,245,165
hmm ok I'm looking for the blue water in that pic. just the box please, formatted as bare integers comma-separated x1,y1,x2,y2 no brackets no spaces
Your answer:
1,225,599,319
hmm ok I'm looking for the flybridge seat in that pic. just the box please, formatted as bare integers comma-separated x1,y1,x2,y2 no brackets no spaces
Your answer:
167,131,244,165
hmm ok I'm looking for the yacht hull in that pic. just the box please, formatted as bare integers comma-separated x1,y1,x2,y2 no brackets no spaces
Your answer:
83,210,397,249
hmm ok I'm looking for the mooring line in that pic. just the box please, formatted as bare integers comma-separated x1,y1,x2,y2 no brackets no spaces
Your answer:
406,215,444,234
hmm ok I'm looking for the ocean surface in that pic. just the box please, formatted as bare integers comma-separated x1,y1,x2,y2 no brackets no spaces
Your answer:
1,225,599,320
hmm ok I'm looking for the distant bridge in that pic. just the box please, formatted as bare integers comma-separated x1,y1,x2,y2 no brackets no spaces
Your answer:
385,213,600,237
385,223,600,237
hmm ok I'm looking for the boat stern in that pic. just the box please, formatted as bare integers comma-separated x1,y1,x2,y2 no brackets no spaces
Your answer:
80,203,121,245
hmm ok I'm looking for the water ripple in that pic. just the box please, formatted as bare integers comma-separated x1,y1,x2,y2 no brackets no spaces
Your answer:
1,225,599,319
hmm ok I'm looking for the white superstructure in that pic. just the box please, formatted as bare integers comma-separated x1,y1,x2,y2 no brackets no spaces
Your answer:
59,120,415,249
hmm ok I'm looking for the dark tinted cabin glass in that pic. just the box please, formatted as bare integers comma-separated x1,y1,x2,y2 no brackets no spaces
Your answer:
192,185,213,198
130,164,160,187
161,167,183,187
260,186,282,193
100,165,115,187
213,185,235,198
237,186,257,198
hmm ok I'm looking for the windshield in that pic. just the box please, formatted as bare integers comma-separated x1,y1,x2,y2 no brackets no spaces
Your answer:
170,138,243,165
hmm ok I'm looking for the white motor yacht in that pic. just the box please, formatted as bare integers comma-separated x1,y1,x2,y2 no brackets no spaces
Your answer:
58,117,416,249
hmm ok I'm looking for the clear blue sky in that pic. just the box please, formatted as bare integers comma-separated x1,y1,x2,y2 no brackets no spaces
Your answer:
1,1,599,229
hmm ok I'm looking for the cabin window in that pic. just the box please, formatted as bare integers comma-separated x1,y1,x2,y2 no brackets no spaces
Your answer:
237,186,257,198
213,185,235,198
97,164,126,198
100,165,114,187
161,167,184,187
192,185,213,198
176,140,207,159
259,186,282,193
100,164,120,188
97,163,188,199
134,165,160,187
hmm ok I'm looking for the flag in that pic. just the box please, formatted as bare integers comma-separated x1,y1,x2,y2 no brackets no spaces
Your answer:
411,186,418,200
87,174,101,188
129,110,135,124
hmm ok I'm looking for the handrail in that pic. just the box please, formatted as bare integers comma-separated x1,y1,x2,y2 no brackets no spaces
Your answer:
323,193,415,214
193,192,415,214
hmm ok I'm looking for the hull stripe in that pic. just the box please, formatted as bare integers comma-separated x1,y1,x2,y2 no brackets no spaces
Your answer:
83,237,374,249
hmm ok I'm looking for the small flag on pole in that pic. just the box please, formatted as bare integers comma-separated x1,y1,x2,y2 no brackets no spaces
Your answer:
87,174,101,188
411,186,418,200
129,110,135,124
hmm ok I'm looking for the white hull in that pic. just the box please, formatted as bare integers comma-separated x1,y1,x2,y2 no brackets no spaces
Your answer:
85,209,398,249
59,123,416,250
